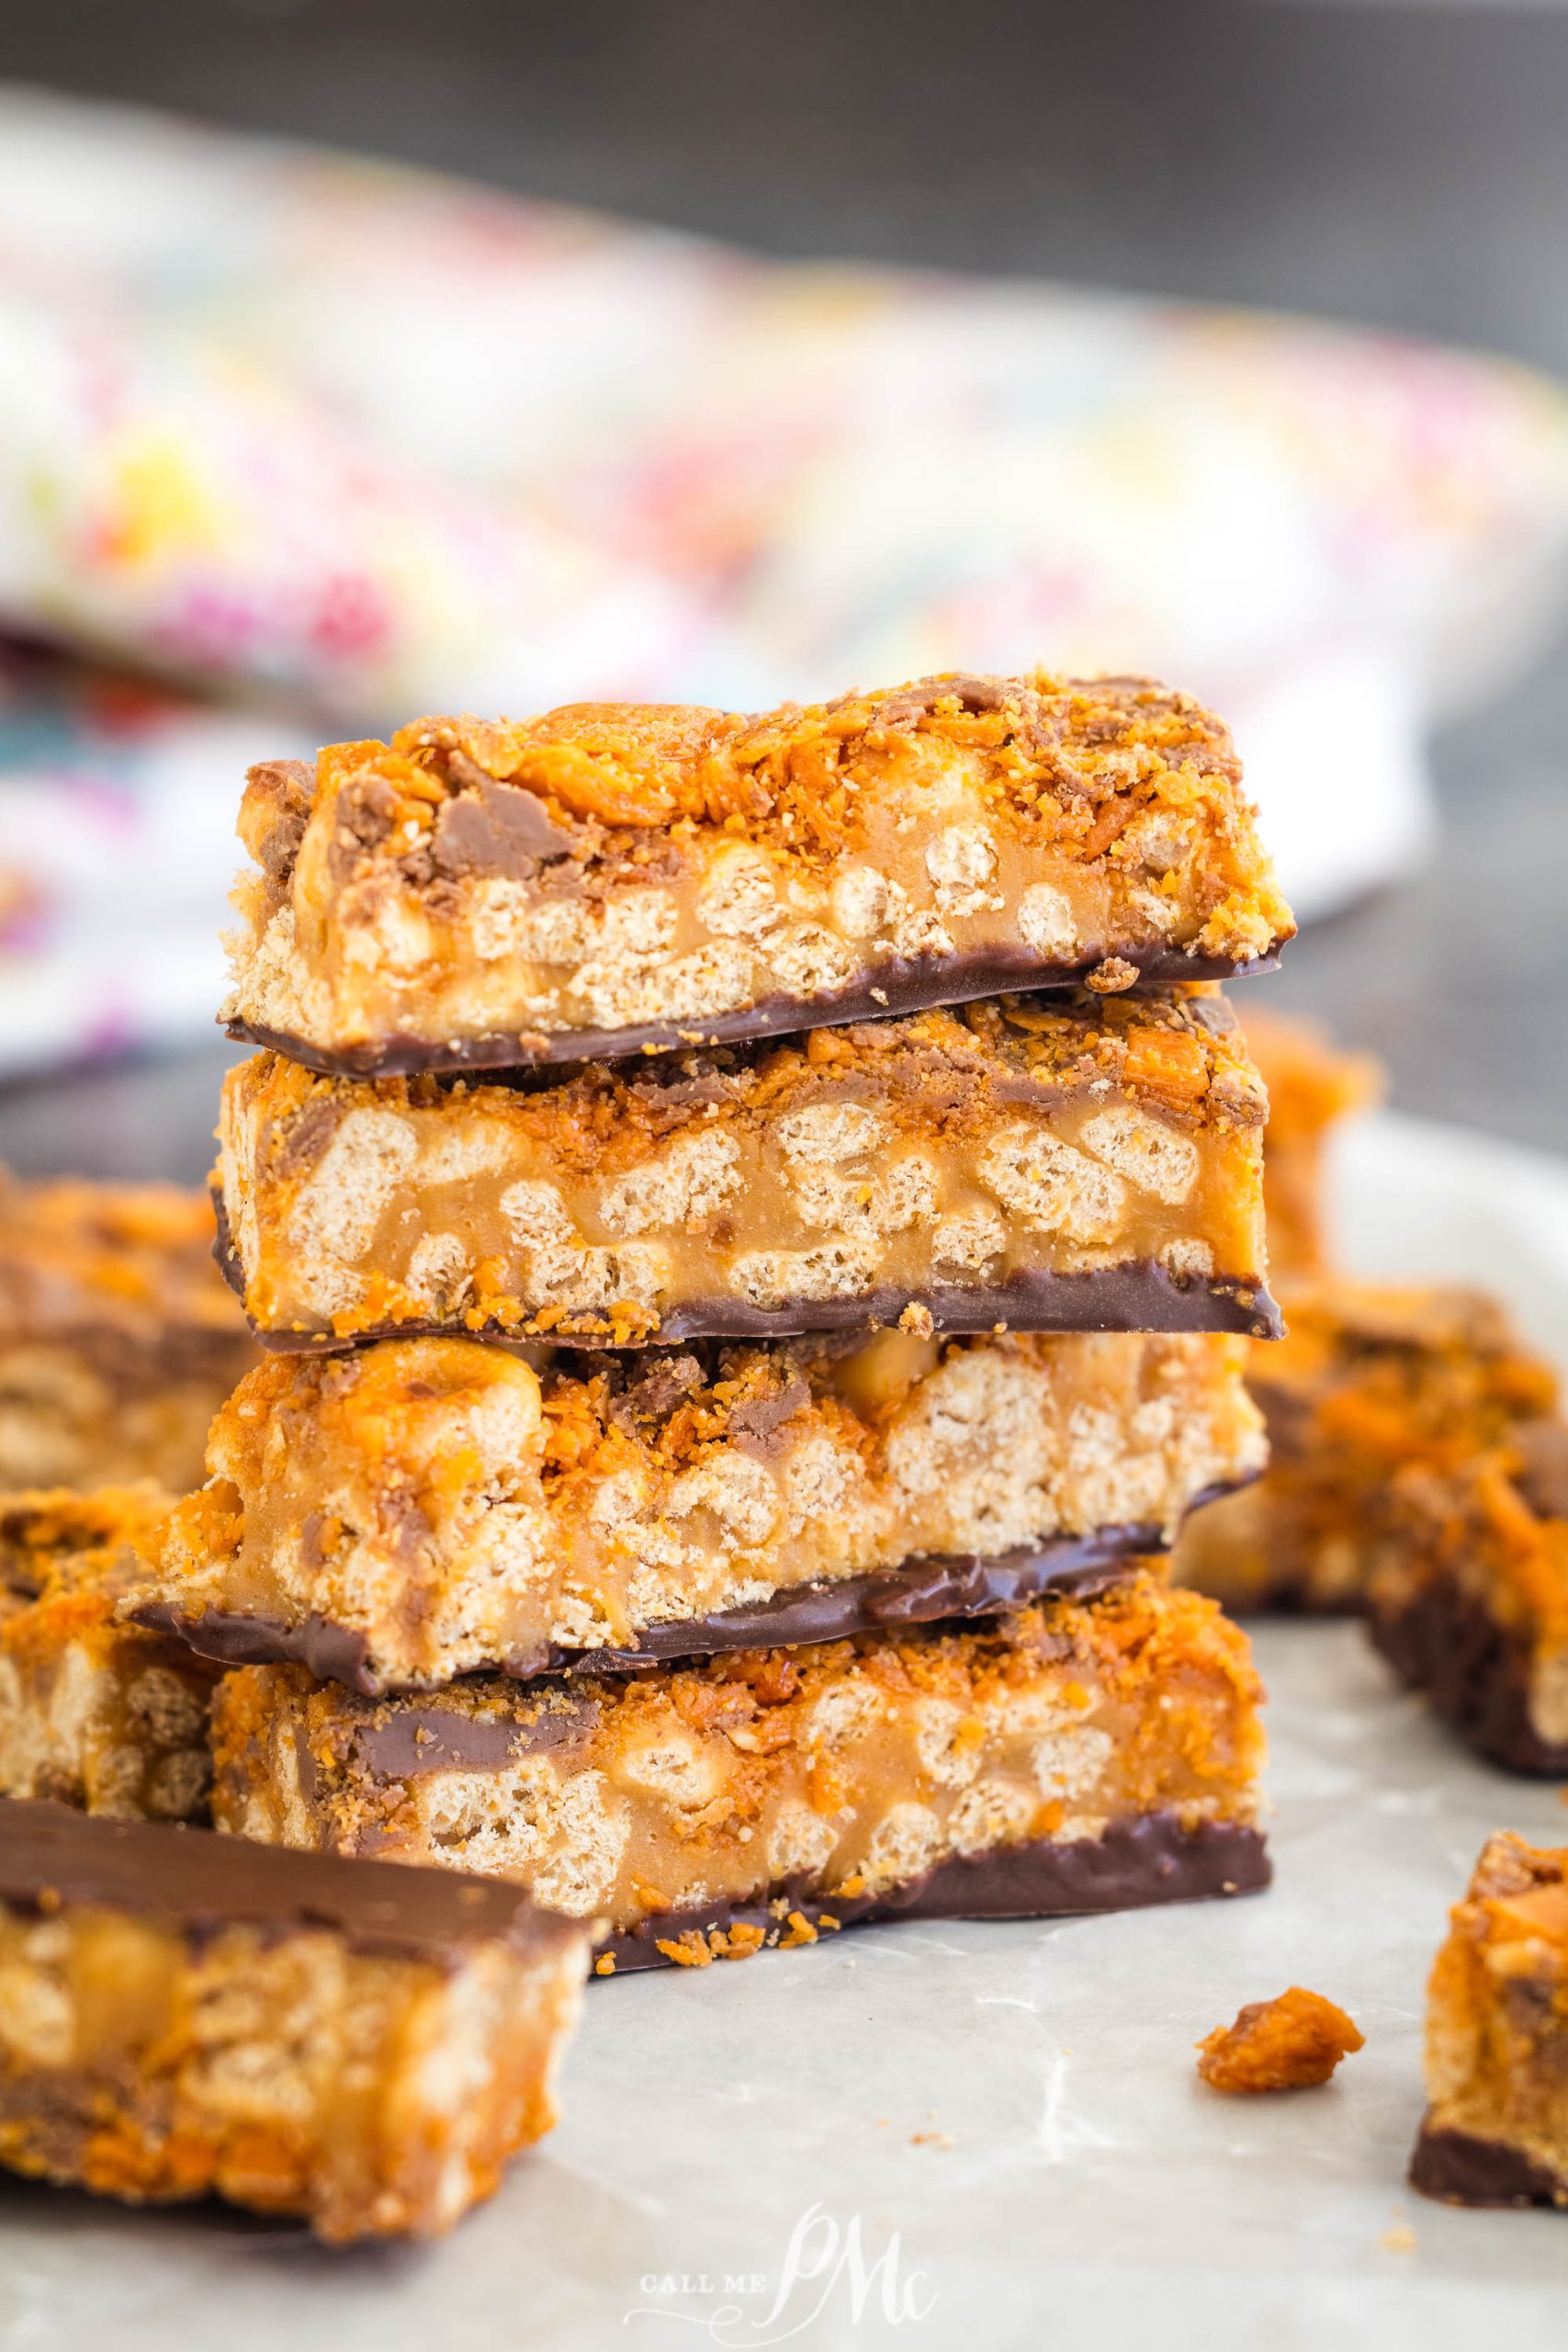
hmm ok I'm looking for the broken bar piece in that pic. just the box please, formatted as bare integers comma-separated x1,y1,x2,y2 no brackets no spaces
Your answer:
221,673,1293,1078
210,1573,1268,1969
1369,1415,1568,1774
216,987,1278,1351
129,1326,1266,1693
0,1487,219,1819
0,1798,588,2239
1411,1833,1568,2208
0,1171,259,1492
1173,1280,1556,1612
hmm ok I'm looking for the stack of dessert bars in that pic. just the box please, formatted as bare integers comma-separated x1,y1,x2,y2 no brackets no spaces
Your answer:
25,672,1298,1971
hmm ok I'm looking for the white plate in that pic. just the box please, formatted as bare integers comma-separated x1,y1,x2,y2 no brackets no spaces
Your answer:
7,1110,1568,2352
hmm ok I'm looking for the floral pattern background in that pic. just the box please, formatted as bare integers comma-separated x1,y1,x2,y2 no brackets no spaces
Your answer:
2,86,1568,1073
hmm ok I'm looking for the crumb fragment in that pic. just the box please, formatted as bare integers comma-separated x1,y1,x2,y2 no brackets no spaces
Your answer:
1195,1986,1364,2093
1381,2224,1417,2253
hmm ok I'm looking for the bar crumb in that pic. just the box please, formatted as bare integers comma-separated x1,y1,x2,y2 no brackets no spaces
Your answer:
1196,1986,1364,2093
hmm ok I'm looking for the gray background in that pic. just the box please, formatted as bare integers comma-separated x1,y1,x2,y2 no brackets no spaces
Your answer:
2,0,1566,1179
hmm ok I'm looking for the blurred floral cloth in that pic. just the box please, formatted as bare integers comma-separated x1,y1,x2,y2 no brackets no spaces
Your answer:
3,85,1568,1075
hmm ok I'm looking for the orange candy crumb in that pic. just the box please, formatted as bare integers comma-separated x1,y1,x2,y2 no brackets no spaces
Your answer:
1196,1986,1364,2093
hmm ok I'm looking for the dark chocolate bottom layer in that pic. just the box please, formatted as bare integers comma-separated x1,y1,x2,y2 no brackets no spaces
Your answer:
129,1520,1209,1696
1370,1579,1568,1776
225,943,1280,1080
1409,2120,1568,2208
219,1206,1281,1353
598,1813,1269,1973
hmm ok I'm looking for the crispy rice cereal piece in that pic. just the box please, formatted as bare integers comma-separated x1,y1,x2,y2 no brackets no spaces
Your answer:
1369,1416,1568,1774
220,674,1293,1076
1411,1834,1568,2207
0,1487,219,1818
216,988,1277,1350
1196,1986,1363,2092
0,1799,587,2239
210,1574,1268,1967
130,1327,1266,1693
0,1171,260,1493
1172,1280,1557,1613
1239,1007,1382,1280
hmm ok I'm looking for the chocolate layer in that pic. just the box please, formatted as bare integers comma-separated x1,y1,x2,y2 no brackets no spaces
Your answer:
1409,2120,1568,2208
226,943,1280,1080
129,1520,1206,1696
0,1797,580,1965
1370,1581,1568,1775
598,1814,1270,1973
216,1181,1280,1351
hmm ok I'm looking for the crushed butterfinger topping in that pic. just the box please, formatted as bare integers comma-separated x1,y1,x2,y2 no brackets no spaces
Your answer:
1196,1986,1364,2093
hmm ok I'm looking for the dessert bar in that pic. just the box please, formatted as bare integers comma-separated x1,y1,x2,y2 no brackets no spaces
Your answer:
217,987,1278,1351
1237,1007,1380,1280
0,1487,218,1819
0,1798,588,2238
1172,1280,1555,1612
1369,1415,1568,1773
210,1573,1268,1970
222,673,1293,1077
130,1327,1265,1692
0,1172,259,1492
1411,1832,1568,2208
